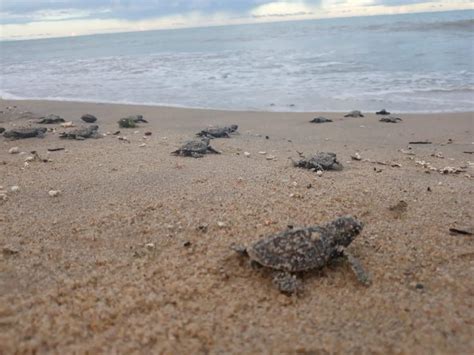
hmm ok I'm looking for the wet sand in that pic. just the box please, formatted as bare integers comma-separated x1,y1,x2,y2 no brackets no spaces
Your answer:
0,99,473,354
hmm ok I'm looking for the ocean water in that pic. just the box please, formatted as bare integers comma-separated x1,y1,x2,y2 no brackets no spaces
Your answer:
1,10,473,112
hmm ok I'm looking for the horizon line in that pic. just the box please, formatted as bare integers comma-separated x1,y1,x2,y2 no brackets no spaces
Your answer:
1,8,472,43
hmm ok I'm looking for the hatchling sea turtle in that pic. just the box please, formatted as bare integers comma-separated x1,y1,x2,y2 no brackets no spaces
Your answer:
293,152,343,172
344,110,364,118
172,138,220,158
3,127,47,140
37,114,65,124
380,116,402,123
196,124,238,139
232,216,370,294
118,115,148,128
376,109,390,115
310,117,332,124
59,125,100,140
81,114,97,123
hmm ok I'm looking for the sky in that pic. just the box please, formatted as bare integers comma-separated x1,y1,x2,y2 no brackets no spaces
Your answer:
0,0,472,40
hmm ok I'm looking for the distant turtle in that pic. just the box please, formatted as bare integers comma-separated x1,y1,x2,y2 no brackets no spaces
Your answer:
310,117,333,124
59,125,100,140
293,152,343,172
376,109,390,115
380,116,402,123
37,114,65,124
3,127,47,140
232,216,370,294
196,124,238,139
344,110,364,118
81,114,97,123
172,138,220,158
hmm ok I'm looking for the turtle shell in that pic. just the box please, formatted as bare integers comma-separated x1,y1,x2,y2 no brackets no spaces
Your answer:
248,227,331,272
180,140,209,153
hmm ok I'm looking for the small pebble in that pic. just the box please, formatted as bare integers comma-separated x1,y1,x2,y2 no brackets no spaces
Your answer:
244,152,251,157
10,186,20,192
316,171,323,176
48,190,61,197
25,156,34,162
351,152,362,161
144,131,152,136
258,151,267,155
139,143,147,147
217,221,226,228
9,147,20,154
266,155,275,160
145,243,155,250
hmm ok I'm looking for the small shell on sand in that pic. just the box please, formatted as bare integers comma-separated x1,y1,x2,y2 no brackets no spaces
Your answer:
48,190,61,197
10,186,20,192
9,147,20,154
351,152,362,161
145,243,155,250
244,152,251,157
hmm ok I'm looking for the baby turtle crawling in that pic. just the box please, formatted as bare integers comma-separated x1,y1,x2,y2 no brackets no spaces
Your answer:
293,152,343,172
118,115,148,128
344,110,364,118
232,216,370,294
310,117,333,124
37,114,65,124
380,116,402,123
172,138,220,158
196,124,238,139
376,109,390,115
3,127,47,140
59,125,100,140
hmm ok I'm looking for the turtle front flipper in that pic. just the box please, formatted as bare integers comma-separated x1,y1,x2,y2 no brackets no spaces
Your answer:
231,244,248,257
343,250,371,286
191,152,204,158
207,146,221,154
272,271,302,295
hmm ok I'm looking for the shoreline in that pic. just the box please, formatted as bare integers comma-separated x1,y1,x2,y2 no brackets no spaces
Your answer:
1,99,473,353
2,98,473,115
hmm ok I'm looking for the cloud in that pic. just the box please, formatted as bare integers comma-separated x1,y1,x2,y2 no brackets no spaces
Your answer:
250,1,316,17
0,0,472,39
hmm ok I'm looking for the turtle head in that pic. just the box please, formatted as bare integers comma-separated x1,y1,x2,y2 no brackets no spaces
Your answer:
230,124,238,132
325,215,363,247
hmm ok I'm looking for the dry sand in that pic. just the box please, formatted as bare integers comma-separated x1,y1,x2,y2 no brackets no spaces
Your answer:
0,99,473,354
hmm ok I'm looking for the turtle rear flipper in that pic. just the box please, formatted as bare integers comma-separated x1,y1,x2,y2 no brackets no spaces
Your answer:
272,271,302,295
343,250,371,286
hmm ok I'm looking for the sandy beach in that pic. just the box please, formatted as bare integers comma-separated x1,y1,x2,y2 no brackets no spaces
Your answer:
0,99,473,354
